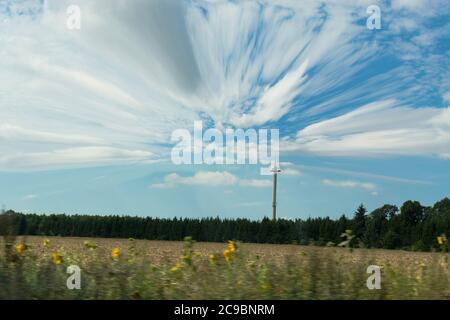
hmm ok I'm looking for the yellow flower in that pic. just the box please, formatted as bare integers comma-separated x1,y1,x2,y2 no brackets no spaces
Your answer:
223,249,232,262
208,254,216,264
52,252,63,265
170,261,182,273
227,240,237,253
437,236,444,245
15,243,27,254
111,247,121,260
43,239,50,247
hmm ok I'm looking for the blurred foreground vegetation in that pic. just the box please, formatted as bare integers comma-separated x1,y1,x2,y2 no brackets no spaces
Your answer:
1,234,449,300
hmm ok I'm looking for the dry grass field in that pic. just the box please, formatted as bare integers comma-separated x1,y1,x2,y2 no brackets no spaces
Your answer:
1,235,449,300
14,235,449,266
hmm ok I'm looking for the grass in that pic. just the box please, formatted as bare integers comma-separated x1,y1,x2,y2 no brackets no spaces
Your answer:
1,235,449,300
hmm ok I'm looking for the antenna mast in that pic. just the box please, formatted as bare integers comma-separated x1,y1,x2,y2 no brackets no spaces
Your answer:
271,164,281,221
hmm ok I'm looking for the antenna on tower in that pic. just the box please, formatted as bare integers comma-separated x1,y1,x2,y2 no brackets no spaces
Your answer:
271,163,281,221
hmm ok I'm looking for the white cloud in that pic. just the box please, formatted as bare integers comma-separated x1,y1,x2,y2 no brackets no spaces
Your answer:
180,171,237,186
151,171,237,188
239,179,272,188
278,162,301,175
391,0,432,11
0,0,199,171
0,124,105,145
0,147,154,172
281,168,301,176
0,0,378,172
151,171,271,188
0,0,448,172
296,163,431,185
322,179,377,191
285,100,450,158
22,194,38,200
231,60,309,127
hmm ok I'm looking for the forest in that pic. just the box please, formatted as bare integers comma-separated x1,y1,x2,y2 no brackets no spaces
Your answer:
1,197,449,251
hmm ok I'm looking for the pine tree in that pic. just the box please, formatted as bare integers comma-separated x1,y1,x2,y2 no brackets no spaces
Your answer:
352,204,367,241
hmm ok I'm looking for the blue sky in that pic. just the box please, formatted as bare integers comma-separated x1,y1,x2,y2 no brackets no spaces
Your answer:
0,0,449,219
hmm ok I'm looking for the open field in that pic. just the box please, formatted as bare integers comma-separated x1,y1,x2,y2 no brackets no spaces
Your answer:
1,235,449,300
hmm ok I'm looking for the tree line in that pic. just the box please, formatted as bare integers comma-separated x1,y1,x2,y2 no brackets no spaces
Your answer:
1,197,449,251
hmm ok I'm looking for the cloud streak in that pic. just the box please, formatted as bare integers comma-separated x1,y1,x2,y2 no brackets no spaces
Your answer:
285,100,450,158
151,171,271,189
0,0,449,171
322,178,378,195
322,179,376,190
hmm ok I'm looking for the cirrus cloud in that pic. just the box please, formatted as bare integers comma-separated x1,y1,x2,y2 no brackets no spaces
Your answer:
284,100,450,158
1,0,449,172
